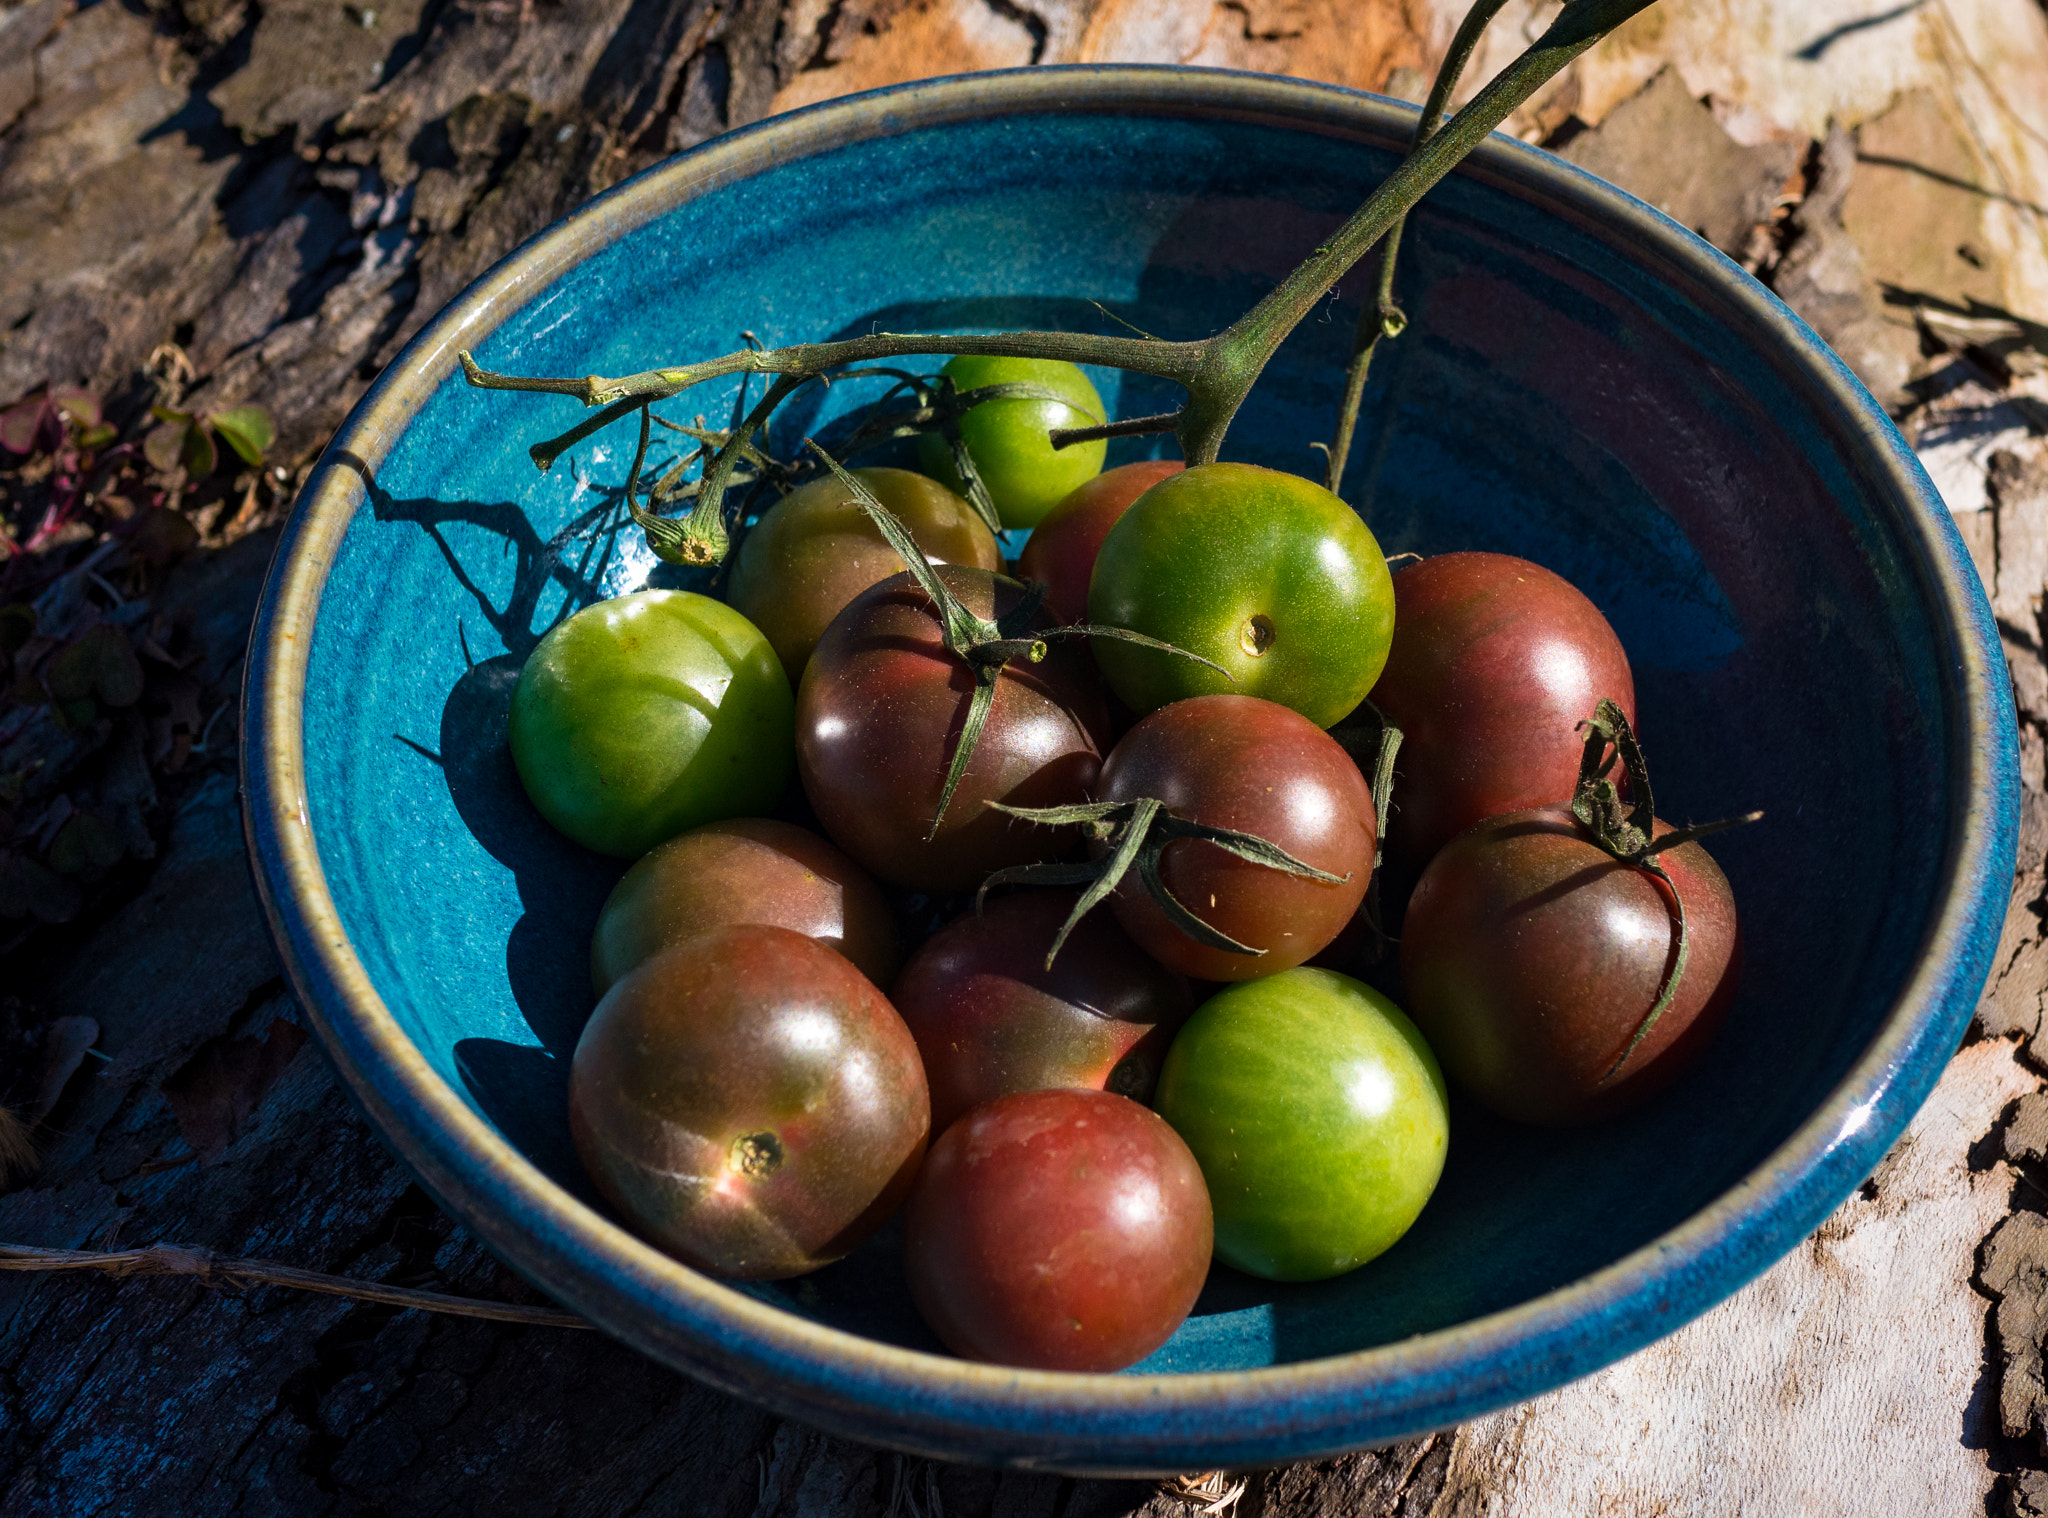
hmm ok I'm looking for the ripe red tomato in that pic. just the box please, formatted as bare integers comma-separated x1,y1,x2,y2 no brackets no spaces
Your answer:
890,891,1192,1135
903,1088,1212,1371
1016,459,1183,624
589,817,898,995
1098,694,1375,981
568,925,929,1278
796,566,1111,891
1399,806,1740,1125
1367,552,1634,875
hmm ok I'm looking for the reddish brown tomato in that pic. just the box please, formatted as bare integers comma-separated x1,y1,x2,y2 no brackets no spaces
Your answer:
589,818,899,995
904,1088,1213,1371
1099,694,1374,981
796,566,1112,891
1016,459,1183,624
568,925,930,1279
1399,806,1741,1125
1368,553,1635,875
725,466,1001,682
891,891,1193,1135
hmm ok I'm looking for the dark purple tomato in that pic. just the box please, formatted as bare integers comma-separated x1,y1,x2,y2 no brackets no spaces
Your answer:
726,466,1001,683
568,925,930,1278
1399,806,1740,1125
1016,460,1183,624
589,817,898,996
903,1088,1212,1371
1367,553,1635,875
891,891,1193,1135
1097,694,1375,982
796,566,1112,891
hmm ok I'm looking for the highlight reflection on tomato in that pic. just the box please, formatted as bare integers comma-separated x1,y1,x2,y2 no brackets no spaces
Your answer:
1153,967,1448,1281
589,817,898,995
796,566,1111,891
1368,552,1635,874
1400,806,1740,1125
1087,463,1395,728
568,925,929,1279
904,1088,1212,1371
1097,694,1374,981
891,891,1192,1135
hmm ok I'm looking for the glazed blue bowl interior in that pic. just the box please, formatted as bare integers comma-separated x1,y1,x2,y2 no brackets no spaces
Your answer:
259,69,2014,1468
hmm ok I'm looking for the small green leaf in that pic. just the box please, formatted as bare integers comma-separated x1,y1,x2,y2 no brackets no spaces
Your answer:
130,506,199,566
49,812,124,877
209,405,275,467
52,389,101,430
144,423,187,474
78,424,117,451
182,423,217,478
0,399,46,456
149,405,192,426
45,625,143,709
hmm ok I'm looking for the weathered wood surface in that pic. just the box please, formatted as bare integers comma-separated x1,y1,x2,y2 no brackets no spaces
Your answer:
2,0,2047,1513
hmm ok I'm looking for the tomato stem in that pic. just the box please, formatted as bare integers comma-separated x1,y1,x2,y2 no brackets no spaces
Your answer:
1049,412,1180,452
1568,699,1761,1081
1318,0,1503,494
800,443,1214,843
1184,0,1657,464
979,798,1352,970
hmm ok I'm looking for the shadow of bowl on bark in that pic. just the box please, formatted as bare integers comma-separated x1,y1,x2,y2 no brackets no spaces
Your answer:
244,69,2018,1472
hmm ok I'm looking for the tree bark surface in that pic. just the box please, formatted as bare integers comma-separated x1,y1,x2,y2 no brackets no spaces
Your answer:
2,1,2047,1514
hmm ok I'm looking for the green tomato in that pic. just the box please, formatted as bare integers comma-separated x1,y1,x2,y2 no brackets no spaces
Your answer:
917,356,1107,530
509,590,794,857
1152,967,1448,1282
1085,463,1395,728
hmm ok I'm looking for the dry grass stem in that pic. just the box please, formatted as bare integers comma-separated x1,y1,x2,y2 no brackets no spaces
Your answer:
0,1241,588,1328
1162,1470,1249,1516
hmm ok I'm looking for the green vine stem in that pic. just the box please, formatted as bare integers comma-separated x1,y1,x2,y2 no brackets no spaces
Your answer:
1322,700,1404,965
458,0,1659,563
1320,0,1512,495
802,445,1226,837
975,798,1351,970
628,374,1098,565
1568,699,1761,1081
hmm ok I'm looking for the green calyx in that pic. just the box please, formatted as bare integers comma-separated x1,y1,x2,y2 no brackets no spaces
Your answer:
802,444,1227,841
975,797,1350,970
1569,698,1761,1082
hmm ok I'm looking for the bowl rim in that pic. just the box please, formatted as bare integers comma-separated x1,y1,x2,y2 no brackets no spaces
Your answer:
241,63,2020,1473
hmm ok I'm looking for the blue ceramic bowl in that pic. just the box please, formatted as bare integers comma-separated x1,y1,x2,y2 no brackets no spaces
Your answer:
243,67,2018,1472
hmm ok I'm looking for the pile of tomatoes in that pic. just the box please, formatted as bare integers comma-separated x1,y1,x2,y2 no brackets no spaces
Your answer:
506,357,1745,1373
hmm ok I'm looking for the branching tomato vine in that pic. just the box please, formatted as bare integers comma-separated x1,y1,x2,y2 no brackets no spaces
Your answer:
458,0,1661,567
